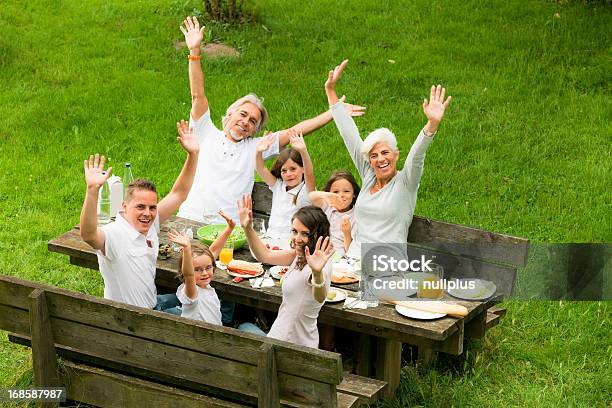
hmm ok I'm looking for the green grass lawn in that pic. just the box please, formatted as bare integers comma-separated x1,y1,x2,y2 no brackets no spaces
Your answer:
0,0,610,406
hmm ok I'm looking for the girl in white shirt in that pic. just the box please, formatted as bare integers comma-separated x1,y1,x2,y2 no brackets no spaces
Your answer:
167,212,235,325
309,171,360,255
237,196,335,349
255,129,315,240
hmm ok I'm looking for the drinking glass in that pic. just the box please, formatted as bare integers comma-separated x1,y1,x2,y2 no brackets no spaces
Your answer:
417,263,444,299
171,222,186,252
219,240,234,266
202,213,218,225
253,218,267,238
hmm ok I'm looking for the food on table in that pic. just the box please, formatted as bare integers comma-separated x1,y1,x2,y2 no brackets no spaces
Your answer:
197,225,246,248
279,267,288,276
158,244,172,259
326,291,337,301
227,260,263,276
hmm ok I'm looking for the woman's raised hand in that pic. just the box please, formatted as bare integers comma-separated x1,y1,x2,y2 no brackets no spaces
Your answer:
423,85,452,130
305,236,335,273
84,154,112,189
180,16,205,52
167,229,190,248
237,194,253,230
325,59,348,91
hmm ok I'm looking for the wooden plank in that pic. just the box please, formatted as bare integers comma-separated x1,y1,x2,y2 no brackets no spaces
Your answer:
336,392,359,408
252,182,273,216
257,343,280,408
60,360,247,408
489,305,507,318
28,289,60,400
0,275,343,385
353,334,372,376
408,215,529,267
374,338,401,400
485,312,501,330
465,309,488,339
416,347,434,366
337,374,387,405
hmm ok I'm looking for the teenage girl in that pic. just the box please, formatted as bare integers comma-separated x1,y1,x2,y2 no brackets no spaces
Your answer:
255,129,315,240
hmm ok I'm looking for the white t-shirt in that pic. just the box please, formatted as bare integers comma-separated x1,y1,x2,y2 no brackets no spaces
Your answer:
177,109,280,223
176,283,222,325
267,258,332,349
266,180,311,240
321,201,355,256
96,212,160,309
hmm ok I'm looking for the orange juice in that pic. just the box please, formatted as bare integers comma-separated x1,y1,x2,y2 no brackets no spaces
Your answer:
417,275,444,299
219,247,233,265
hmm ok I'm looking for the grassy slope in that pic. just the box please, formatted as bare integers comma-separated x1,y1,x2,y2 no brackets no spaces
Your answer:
0,0,610,406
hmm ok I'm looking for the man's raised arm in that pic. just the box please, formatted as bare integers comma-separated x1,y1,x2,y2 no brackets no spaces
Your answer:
157,120,200,223
277,95,366,148
80,154,112,251
180,16,208,120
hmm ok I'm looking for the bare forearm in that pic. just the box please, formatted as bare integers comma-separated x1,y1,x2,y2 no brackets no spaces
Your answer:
292,111,332,136
80,187,100,244
188,48,208,119
325,87,340,106
209,226,234,258
300,149,316,192
311,270,327,303
244,226,271,263
343,233,352,252
170,152,199,200
182,247,198,299
308,191,326,208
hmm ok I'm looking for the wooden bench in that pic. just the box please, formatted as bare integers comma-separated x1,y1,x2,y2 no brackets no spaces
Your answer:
0,274,386,407
251,181,529,364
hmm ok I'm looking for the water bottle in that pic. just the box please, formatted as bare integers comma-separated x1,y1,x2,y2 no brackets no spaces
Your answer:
98,174,111,225
123,163,134,196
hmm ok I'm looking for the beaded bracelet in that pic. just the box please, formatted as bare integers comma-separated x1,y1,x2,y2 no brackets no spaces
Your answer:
188,54,202,61
308,274,326,289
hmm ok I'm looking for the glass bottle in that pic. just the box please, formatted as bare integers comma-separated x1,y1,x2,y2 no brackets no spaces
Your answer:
123,162,134,188
98,174,111,225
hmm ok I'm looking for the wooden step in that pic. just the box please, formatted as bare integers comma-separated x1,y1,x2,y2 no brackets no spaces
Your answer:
337,392,361,408
338,373,387,405
485,312,501,330
488,306,507,318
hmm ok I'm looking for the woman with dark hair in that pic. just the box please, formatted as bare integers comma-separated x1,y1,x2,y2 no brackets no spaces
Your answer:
236,195,335,348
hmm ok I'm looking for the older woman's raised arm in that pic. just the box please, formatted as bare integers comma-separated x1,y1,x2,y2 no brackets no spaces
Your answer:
325,60,370,179
402,85,452,191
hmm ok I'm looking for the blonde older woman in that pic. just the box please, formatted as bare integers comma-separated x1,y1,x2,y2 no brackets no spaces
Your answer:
324,60,451,258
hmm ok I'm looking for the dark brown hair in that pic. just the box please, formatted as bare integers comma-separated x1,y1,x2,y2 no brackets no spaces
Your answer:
125,178,157,202
270,148,305,205
323,170,361,211
176,243,216,283
291,206,331,270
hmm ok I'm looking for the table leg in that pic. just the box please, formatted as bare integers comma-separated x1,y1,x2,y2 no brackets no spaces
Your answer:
417,347,434,366
375,338,401,399
353,333,372,376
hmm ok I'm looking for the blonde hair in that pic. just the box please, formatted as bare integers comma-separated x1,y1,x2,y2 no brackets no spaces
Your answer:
176,243,215,283
221,93,268,134
360,128,398,159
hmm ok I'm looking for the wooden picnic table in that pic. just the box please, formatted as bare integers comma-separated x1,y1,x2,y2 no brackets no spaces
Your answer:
48,216,505,398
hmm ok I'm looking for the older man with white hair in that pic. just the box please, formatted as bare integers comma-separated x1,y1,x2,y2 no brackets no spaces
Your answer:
177,17,365,223
324,60,452,258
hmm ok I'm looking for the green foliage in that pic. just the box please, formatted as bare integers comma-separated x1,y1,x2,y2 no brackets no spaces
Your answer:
202,0,260,24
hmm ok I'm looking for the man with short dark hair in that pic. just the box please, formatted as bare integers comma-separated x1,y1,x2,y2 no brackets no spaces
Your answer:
80,121,199,313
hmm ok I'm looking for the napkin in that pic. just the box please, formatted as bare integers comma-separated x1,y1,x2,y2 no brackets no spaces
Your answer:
343,296,368,309
260,277,275,288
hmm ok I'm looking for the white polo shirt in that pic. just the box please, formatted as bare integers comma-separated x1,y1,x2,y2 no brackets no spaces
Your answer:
266,180,311,240
177,109,280,223
96,212,160,309
176,283,222,325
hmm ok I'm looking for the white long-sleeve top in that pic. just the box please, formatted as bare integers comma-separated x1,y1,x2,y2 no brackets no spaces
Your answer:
329,101,434,258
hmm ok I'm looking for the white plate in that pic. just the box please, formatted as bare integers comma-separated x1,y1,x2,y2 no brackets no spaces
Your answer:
325,288,347,303
269,265,290,280
395,304,446,320
447,279,496,300
226,268,263,279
